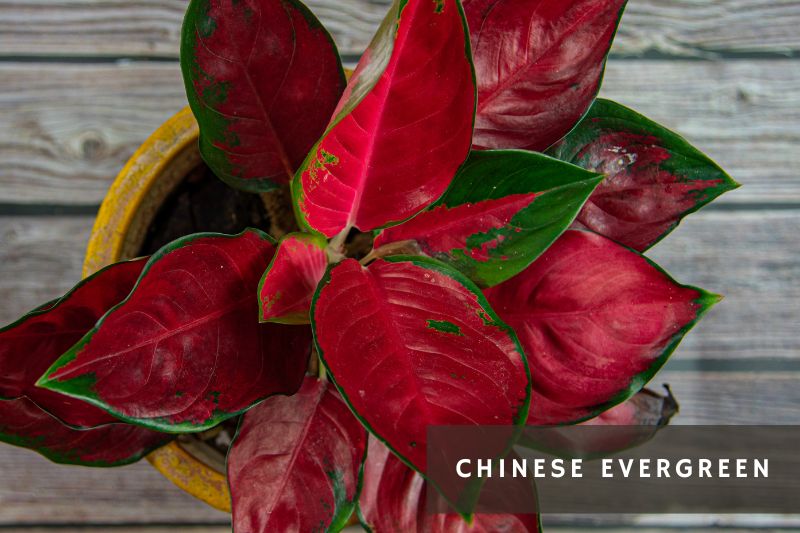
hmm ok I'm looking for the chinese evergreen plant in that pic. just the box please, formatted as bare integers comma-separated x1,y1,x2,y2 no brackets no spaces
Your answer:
0,0,737,531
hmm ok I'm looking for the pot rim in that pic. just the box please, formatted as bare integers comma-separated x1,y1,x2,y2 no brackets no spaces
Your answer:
83,106,232,513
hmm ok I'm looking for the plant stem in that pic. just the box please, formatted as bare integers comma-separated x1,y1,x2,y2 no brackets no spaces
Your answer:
326,226,350,263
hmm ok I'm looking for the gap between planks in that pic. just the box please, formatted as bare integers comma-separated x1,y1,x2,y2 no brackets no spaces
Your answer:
0,60,798,205
1,0,800,58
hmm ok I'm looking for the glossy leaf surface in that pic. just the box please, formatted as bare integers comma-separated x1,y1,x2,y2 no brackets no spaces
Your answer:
548,99,740,250
312,256,529,474
228,376,366,532
39,230,311,432
464,0,626,151
259,232,328,324
0,259,146,428
374,150,603,287
485,230,718,425
359,436,539,532
182,0,345,192
293,0,476,237
0,397,170,467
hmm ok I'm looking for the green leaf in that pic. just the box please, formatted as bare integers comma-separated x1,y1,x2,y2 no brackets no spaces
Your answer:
374,150,603,287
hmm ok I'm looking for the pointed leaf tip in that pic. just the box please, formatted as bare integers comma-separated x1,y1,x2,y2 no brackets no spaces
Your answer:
39,230,311,432
293,0,476,237
548,98,740,251
485,230,717,425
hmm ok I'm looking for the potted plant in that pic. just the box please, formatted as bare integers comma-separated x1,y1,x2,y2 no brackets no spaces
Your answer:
0,0,737,530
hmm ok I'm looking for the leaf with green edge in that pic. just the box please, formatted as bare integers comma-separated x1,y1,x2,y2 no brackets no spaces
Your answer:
181,0,346,192
374,150,603,288
258,232,328,325
484,230,719,425
227,375,366,532
520,387,679,460
0,396,171,467
292,0,476,238
582,385,678,427
0,258,147,428
463,0,627,151
358,435,540,532
547,99,740,251
311,256,530,478
37,229,312,433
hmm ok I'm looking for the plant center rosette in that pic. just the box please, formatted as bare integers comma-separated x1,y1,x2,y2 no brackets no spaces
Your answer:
0,0,738,531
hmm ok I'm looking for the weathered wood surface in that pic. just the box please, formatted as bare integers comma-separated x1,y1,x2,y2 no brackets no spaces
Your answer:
1,0,798,528
0,370,797,525
1,60,798,205
1,0,799,58
3,208,799,361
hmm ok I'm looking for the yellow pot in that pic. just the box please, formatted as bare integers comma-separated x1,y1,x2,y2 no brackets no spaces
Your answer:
83,106,232,513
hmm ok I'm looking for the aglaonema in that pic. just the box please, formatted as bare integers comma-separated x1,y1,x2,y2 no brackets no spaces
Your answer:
0,0,737,530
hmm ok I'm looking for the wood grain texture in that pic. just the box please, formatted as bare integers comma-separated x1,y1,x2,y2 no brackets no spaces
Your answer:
1,209,798,358
0,444,228,525
1,0,799,58
1,60,797,205
0,371,796,525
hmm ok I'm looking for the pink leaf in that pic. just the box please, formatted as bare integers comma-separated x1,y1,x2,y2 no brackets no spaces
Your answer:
259,233,328,324
293,0,476,237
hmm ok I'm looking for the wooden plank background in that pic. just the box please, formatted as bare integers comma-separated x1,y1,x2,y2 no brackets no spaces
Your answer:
0,0,799,530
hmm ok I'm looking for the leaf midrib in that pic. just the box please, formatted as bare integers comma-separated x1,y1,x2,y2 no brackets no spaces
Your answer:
51,295,253,380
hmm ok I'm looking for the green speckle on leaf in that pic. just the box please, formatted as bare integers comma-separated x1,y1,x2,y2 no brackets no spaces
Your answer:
321,149,339,165
476,309,498,327
433,0,444,13
427,319,463,336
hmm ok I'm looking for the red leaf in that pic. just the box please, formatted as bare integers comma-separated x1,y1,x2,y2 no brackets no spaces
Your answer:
258,232,328,324
0,259,146,428
293,0,476,237
39,230,311,432
312,257,529,475
548,99,740,251
464,0,626,151
0,397,170,466
182,0,346,191
228,376,366,532
359,436,539,532
485,230,718,425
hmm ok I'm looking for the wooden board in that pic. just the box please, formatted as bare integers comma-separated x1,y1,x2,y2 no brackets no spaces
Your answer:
1,0,799,58
1,60,798,205
1,209,799,361
0,370,797,525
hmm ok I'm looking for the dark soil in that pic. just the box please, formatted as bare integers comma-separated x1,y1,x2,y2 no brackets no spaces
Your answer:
139,164,271,256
